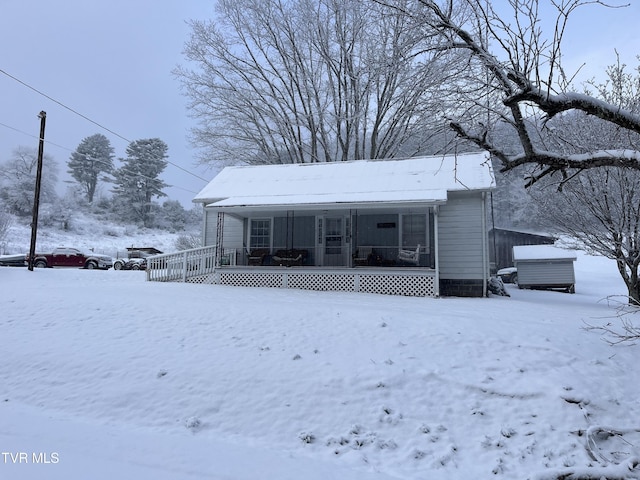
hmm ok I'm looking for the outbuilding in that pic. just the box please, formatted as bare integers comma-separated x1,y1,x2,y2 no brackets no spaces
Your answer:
488,227,556,271
513,245,577,293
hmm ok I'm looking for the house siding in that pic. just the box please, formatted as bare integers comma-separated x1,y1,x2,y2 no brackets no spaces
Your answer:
437,191,488,296
203,209,243,250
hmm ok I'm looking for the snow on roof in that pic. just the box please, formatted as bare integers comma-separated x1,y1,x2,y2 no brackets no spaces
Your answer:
513,245,577,262
193,152,494,208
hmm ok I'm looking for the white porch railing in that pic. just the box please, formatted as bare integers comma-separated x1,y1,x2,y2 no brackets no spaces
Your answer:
146,245,219,283
146,246,437,297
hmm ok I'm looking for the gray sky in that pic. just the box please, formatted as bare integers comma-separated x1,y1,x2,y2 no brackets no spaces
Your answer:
0,0,214,207
1,1,638,207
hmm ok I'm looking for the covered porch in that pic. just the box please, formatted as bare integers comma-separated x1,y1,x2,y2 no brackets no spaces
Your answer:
146,245,437,296
202,204,440,296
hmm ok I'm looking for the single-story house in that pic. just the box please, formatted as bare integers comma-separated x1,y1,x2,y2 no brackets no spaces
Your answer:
180,152,495,297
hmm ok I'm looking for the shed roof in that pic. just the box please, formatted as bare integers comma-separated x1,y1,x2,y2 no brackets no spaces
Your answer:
193,152,494,209
513,245,577,262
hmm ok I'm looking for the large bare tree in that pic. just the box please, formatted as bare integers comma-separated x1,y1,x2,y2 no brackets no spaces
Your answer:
521,58,640,304
175,0,463,166
381,0,640,186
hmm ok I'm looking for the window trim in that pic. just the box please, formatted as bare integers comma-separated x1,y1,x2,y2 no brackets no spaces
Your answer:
248,217,273,250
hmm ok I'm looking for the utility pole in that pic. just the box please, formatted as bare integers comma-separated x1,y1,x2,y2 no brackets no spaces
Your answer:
28,111,46,271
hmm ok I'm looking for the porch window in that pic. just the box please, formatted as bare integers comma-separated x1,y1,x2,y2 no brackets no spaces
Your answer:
249,219,271,249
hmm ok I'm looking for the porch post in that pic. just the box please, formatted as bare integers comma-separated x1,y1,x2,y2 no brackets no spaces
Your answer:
433,206,440,297
215,211,224,267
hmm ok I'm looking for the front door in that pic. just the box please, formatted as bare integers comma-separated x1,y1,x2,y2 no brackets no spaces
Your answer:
324,216,346,266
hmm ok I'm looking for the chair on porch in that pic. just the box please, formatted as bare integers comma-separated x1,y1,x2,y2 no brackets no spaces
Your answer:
247,248,270,266
352,246,373,266
398,244,421,265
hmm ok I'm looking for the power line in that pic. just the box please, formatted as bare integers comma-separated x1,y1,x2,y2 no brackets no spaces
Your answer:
0,120,200,195
0,68,210,183
0,68,130,144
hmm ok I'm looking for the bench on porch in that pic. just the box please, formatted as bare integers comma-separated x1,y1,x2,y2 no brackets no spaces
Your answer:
272,249,308,266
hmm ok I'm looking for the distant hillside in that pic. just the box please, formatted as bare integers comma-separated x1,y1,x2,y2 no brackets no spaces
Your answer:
1,211,200,258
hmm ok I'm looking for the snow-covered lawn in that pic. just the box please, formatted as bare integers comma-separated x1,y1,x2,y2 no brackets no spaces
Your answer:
1,252,639,479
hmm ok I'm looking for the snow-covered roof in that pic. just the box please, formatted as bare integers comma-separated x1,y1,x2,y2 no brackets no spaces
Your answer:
513,245,577,262
193,152,494,209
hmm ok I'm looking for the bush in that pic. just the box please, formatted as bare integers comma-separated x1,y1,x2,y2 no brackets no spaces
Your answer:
174,233,201,251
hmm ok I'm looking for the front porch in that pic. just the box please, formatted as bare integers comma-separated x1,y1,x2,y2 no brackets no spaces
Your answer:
146,246,438,297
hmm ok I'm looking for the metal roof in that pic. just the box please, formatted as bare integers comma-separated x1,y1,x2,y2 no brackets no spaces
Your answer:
193,152,494,209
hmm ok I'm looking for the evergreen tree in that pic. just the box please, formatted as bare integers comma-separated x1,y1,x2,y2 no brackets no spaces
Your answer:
112,138,169,226
67,134,115,203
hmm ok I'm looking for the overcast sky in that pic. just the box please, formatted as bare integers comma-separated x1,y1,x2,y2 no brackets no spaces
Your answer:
1,1,638,208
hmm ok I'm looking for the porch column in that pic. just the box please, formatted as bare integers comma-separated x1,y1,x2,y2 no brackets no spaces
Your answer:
433,206,440,297
215,211,224,267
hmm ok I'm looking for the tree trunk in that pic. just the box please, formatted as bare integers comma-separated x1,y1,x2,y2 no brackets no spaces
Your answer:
629,282,640,306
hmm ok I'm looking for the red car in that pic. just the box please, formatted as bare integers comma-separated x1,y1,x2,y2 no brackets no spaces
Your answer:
29,247,113,270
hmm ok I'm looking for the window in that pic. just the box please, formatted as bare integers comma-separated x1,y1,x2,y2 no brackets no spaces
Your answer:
249,219,271,249
401,214,427,249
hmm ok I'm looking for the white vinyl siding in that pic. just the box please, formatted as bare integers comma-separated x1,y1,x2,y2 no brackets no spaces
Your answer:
203,209,243,250
437,192,487,280
515,261,575,287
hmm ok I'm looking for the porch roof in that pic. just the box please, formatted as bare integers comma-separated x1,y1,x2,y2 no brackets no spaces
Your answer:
194,152,494,209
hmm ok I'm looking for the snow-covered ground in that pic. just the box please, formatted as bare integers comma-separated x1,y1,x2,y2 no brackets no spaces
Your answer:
1,233,639,478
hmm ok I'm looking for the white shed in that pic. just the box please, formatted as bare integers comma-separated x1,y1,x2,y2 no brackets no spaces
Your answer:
513,245,577,293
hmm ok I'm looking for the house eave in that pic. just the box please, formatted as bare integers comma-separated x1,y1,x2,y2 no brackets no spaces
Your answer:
204,199,448,214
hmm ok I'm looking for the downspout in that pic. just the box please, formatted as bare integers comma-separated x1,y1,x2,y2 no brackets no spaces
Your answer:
433,205,440,297
482,192,488,297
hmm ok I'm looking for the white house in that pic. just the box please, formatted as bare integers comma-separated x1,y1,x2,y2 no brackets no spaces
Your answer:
172,152,495,297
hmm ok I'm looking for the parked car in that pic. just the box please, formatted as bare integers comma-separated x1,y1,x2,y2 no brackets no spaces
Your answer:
118,258,147,270
0,253,27,267
29,247,113,270
113,247,161,270
497,266,517,284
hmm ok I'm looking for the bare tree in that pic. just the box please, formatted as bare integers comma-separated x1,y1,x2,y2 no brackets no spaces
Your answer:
379,0,639,186
0,146,58,217
175,0,462,166
535,166,640,304
0,209,12,254
509,57,640,304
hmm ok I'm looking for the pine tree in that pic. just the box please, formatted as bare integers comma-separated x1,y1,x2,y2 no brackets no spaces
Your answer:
67,133,114,203
112,138,169,226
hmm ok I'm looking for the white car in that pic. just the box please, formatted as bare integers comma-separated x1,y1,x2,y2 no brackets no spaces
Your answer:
497,267,517,284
